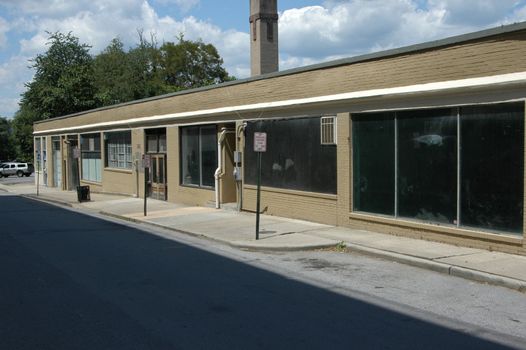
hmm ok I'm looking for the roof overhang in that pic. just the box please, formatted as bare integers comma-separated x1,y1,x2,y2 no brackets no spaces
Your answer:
33,72,526,135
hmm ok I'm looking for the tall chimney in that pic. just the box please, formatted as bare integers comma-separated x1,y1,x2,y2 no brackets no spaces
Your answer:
249,0,279,76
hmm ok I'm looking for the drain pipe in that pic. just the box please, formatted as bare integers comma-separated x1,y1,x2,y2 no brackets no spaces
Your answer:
215,127,235,209
235,122,247,211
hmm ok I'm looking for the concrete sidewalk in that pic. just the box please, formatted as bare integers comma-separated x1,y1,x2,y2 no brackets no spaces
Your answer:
2,182,526,293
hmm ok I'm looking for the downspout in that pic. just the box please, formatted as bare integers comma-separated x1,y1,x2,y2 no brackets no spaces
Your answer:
236,122,247,211
215,127,235,209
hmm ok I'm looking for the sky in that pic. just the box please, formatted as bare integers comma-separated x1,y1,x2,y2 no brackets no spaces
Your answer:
1,0,526,118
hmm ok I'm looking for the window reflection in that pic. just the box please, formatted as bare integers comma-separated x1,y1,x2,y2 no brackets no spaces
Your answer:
397,109,457,224
245,117,337,194
352,102,524,235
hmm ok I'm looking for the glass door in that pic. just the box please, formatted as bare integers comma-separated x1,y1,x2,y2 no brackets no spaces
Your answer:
150,154,166,200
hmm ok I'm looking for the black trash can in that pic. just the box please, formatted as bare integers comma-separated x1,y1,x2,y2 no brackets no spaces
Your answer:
77,185,91,202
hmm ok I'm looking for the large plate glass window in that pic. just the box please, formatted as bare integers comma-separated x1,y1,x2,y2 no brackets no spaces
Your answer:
180,125,217,188
460,104,524,233
80,133,101,182
105,131,132,169
352,102,524,235
397,109,457,224
245,117,337,194
352,113,395,215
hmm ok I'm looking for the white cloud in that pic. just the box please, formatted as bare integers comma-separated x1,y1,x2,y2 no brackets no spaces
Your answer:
277,0,526,71
11,0,248,64
0,16,9,48
428,0,518,25
0,0,250,116
0,54,32,117
153,0,200,13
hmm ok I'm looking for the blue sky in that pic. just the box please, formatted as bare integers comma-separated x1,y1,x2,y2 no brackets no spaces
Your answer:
0,0,526,118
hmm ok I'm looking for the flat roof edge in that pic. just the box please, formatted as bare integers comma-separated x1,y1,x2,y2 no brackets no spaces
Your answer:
34,21,526,126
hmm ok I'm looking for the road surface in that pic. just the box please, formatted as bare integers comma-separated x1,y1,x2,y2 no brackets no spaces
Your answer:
1,193,525,349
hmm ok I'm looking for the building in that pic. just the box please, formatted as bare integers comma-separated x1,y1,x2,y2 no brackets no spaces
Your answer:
34,3,526,255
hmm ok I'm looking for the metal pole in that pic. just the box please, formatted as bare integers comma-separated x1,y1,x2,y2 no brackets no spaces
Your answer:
36,166,40,197
144,166,148,217
256,152,261,240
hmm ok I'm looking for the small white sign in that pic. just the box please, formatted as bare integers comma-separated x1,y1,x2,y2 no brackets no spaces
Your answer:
254,132,267,152
73,147,81,159
142,154,151,168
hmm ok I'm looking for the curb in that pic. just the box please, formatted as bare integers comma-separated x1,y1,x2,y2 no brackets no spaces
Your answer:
230,241,338,252
21,194,74,208
449,266,526,293
19,193,526,293
344,243,526,293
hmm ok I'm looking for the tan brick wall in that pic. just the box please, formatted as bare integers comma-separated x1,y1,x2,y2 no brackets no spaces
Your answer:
243,186,338,225
336,113,351,226
102,169,134,195
80,180,103,193
34,30,526,133
348,213,525,255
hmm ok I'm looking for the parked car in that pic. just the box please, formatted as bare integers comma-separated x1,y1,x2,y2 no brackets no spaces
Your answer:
0,162,34,177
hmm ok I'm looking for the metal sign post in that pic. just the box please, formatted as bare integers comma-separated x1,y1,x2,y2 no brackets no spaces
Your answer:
253,132,267,240
143,154,151,216
36,152,40,197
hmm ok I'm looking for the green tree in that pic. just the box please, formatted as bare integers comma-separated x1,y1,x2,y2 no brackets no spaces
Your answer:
126,31,169,99
21,31,97,120
93,38,136,106
0,117,16,161
11,106,41,161
160,36,234,91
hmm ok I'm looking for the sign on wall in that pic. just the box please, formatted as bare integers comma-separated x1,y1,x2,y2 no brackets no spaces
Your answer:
254,132,267,152
142,154,151,168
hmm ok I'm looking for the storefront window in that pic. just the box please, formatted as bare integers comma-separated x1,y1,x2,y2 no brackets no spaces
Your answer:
105,131,132,169
353,113,395,215
80,133,101,182
352,102,524,235
460,103,524,233
397,109,457,224
180,125,217,188
245,117,337,194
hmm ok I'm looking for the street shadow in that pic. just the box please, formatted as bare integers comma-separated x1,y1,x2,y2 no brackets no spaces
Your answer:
0,195,518,350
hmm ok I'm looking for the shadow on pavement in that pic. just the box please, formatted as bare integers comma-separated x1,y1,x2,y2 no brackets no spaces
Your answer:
0,195,517,350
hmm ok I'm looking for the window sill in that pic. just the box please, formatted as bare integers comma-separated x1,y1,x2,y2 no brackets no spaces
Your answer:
349,211,524,244
179,183,215,191
104,167,133,174
80,179,101,186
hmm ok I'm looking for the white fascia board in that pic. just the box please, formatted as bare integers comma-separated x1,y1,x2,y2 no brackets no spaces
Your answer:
33,72,526,135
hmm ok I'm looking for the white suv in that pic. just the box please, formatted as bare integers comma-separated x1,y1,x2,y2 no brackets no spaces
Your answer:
0,162,34,177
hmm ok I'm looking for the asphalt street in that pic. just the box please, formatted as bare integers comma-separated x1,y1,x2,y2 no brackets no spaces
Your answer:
0,173,34,186
1,194,524,349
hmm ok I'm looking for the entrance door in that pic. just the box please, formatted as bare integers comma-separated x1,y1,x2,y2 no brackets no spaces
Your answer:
150,154,166,200
52,140,62,188
68,140,80,190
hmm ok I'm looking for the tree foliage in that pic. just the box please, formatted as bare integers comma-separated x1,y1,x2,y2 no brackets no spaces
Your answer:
21,32,97,120
0,117,16,161
9,30,234,160
11,106,41,161
160,36,233,90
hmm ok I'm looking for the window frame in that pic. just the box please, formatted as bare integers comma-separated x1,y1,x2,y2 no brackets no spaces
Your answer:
104,131,132,170
351,102,524,235
80,133,102,183
179,125,217,189
244,116,338,194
